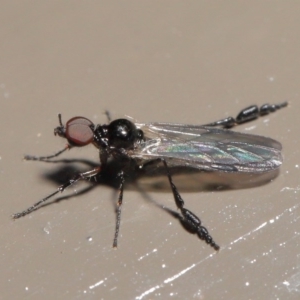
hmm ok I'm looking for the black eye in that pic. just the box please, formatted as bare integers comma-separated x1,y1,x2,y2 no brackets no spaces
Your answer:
108,119,142,149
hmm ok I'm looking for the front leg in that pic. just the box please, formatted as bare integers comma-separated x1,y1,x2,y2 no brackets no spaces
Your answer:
24,144,71,161
12,167,101,218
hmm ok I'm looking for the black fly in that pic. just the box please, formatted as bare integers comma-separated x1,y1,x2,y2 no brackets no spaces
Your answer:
13,102,287,251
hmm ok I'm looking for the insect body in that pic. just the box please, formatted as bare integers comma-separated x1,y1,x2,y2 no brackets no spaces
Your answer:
13,102,287,251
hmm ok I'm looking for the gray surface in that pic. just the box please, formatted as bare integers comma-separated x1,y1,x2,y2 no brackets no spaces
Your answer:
1,2,299,299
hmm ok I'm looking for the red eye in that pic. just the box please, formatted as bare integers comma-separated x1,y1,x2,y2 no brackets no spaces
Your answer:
65,117,94,146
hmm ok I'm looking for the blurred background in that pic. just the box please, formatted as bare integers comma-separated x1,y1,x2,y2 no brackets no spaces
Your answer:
0,2,299,299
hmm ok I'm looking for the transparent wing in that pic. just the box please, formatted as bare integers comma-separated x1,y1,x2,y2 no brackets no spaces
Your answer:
131,122,283,173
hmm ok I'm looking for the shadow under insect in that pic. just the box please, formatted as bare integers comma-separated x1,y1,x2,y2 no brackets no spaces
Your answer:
41,157,280,201
39,157,280,247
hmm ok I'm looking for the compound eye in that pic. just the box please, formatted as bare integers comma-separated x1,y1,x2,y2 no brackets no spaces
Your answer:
65,117,94,146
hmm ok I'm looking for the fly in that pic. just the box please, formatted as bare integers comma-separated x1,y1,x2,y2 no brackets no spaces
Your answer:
13,102,288,251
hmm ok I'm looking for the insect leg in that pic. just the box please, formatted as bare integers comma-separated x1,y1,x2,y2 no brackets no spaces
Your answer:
24,144,71,161
24,113,72,161
161,159,220,251
204,101,287,128
113,171,125,248
12,167,101,219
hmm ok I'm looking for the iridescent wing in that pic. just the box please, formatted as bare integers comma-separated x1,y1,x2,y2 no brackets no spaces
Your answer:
131,122,282,173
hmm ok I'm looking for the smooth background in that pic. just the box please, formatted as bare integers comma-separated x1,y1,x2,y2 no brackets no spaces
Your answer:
1,2,299,300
